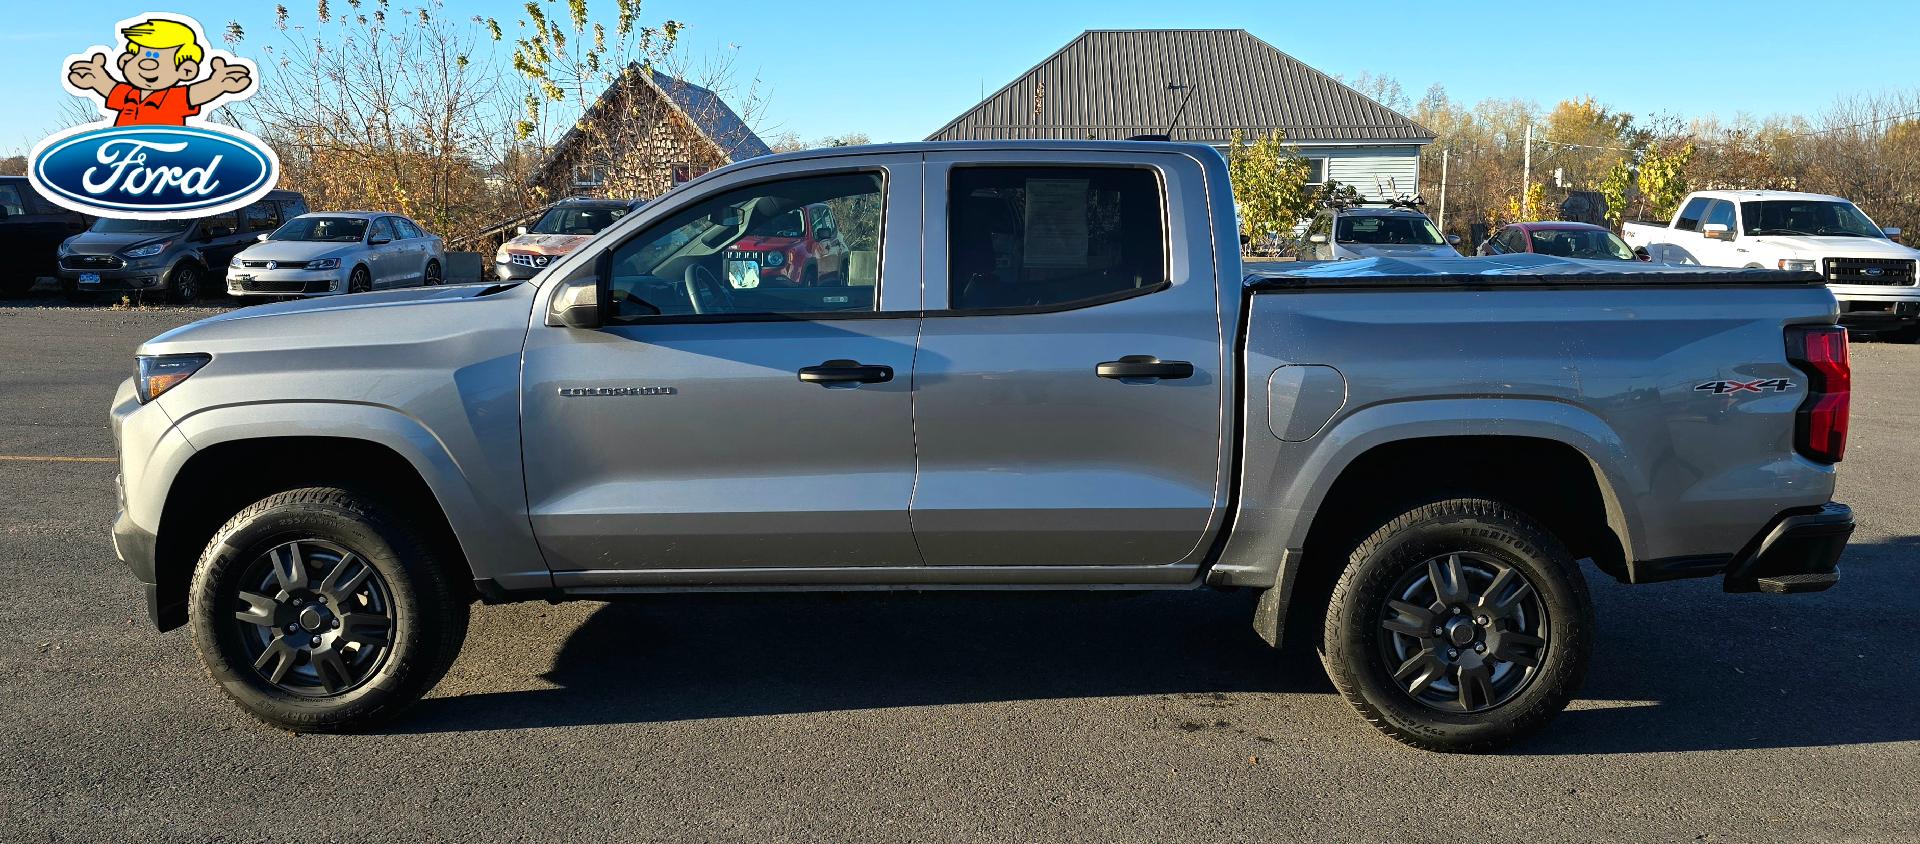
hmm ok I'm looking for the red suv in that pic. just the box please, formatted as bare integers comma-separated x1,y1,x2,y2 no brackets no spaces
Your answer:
1479,221,1648,261
725,202,850,287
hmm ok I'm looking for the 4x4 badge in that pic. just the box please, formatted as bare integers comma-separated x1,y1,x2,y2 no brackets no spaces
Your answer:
1694,378,1794,394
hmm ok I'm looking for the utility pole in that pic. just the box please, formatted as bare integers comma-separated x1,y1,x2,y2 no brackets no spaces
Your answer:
1438,148,1450,231
1521,123,1533,215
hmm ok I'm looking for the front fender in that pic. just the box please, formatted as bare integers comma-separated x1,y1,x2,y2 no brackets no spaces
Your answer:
168,401,551,590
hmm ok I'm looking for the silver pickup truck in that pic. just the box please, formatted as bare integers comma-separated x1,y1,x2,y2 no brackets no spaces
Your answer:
113,141,1854,751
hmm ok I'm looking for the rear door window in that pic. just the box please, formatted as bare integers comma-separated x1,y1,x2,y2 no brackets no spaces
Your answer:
946,166,1166,311
245,200,279,232
1674,197,1711,232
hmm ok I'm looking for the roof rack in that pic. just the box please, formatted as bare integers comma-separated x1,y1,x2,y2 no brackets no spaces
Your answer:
1320,194,1429,212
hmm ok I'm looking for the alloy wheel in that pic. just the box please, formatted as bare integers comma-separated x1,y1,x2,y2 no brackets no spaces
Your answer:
423,261,442,285
230,539,395,696
1377,551,1548,713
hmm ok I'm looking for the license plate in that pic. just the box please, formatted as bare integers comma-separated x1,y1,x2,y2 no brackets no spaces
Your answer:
725,259,761,289
78,272,101,285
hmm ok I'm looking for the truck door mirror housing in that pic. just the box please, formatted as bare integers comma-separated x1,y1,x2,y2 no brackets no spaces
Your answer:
1446,234,1462,245
546,276,603,329
1883,227,1902,239
1702,223,1732,241
1308,234,1328,244
1633,246,1652,262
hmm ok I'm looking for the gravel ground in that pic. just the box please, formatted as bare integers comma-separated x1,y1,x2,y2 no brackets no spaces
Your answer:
0,300,1914,843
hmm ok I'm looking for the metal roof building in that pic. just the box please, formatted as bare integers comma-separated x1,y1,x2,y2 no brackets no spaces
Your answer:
929,29,1435,199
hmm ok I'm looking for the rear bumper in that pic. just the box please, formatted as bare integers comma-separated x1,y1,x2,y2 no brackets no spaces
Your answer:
1723,502,1853,593
1633,502,1853,593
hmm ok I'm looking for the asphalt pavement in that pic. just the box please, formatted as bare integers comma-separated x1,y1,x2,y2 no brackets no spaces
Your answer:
1,298,1915,842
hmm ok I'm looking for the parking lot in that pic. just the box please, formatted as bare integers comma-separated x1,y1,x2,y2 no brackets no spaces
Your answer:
1,298,1915,842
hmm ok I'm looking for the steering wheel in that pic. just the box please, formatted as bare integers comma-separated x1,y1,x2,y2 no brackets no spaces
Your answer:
683,261,736,315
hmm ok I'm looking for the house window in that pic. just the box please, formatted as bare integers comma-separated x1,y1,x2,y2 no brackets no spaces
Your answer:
1303,157,1328,185
573,165,608,188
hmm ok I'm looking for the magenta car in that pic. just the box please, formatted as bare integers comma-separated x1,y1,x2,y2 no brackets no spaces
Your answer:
1479,222,1649,261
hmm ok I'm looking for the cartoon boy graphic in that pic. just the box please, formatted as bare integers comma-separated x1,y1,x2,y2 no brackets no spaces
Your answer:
64,18,254,127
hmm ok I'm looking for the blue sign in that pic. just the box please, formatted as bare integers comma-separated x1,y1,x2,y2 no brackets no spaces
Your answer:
30,125,277,219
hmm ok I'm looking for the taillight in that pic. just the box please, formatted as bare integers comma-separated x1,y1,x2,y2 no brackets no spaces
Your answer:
1787,326,1849,463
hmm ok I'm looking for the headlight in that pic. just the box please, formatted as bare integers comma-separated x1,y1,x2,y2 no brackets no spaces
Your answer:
763,250,784,267
495,245,511,264
307,258,341,270
229,255,244,267
135,354,210,403
1778,259,1817,273
123,241,170,259
57,240,74,257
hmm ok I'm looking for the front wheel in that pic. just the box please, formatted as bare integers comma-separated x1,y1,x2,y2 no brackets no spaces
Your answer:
168,264,202,304
347,265,372,294
1322,498,1592,752
188,487,468,732
422,259,442,286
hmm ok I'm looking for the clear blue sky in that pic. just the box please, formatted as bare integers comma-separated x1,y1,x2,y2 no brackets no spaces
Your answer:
5,0,1914,153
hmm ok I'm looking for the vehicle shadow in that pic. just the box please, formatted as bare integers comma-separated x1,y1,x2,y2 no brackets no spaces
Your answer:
392,537,1920,754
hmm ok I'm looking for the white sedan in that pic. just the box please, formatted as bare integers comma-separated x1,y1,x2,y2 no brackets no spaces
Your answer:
226,211,445,298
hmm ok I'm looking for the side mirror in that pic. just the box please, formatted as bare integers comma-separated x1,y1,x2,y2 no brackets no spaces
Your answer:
816,227,837,242
545,276,603,329
1701,223,1731,241
1633,246,1652,261
515,225,529,236
1883,227,1902,238
368,236,392,246
256,232,270,242
1446,234,1462,245
1308,234,1328,244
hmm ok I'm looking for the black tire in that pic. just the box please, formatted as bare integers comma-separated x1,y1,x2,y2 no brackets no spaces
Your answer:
168,263,202,304
1322,498,1592,752
348,265,372,294
188,487,468,732
422,259,442,286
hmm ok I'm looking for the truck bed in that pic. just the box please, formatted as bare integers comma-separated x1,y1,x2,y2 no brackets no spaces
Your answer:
1243,254,1823,289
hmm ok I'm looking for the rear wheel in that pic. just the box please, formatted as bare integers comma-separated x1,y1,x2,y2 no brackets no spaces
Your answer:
1322,498,1592,752
422,259,442,286
168,264,202,304
188,487,468,732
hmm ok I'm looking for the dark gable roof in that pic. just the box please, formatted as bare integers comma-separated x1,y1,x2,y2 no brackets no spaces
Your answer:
544,66,771,173
649,70,774,161
928,29,1435,145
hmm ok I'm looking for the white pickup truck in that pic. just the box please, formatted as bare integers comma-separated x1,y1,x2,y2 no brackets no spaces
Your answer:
1623,190,1920,340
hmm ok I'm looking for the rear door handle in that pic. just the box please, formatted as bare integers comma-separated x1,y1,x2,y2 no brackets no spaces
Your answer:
798,359,893,385
1096,355,1194,381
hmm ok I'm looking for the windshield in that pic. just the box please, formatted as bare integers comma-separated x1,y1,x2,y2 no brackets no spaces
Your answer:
269,217,368,242
1529,228,1636,260
1741,200,1885,238
1336,214,1445,246
90,218,190,234
743,207,806,239
530,206,628,235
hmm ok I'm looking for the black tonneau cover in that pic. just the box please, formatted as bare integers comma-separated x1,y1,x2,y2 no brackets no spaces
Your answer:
1245,254,1824,290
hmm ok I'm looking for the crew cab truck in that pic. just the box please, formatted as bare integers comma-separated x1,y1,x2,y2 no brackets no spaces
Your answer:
1623,190,1920,340
113,141,1855,751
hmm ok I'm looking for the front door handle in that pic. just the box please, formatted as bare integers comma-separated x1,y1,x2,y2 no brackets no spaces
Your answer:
798,359,893,385
1096,355,1195,381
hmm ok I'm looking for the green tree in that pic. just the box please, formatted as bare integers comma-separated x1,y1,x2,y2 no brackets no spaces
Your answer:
1637,143,1695,222
1227,129,1315,252
1598,158,1634,227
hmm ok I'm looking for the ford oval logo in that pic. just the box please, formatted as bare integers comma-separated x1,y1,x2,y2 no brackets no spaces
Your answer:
1864,267,1885,276
28,124,279,219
